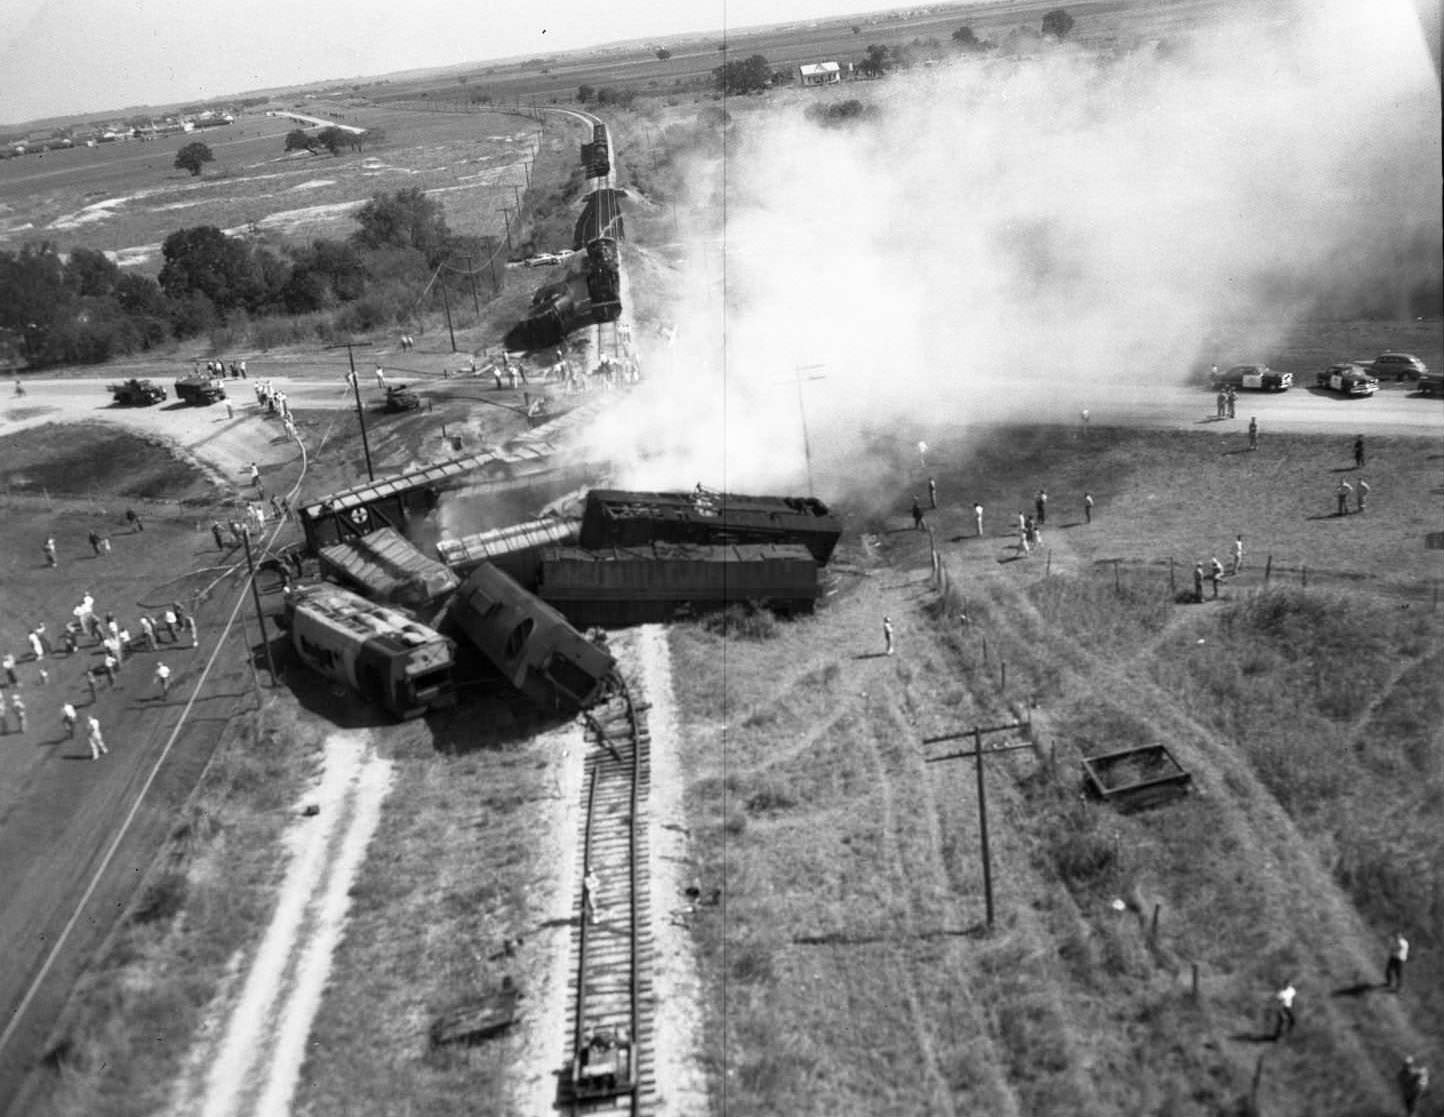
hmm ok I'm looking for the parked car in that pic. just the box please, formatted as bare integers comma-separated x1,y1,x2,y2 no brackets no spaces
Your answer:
1315,363,1378,396
1371,352,1428,381
1417,369,1443,397
1212,364,1293,392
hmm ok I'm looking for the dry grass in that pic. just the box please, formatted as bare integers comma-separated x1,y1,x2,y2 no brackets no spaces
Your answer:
669,422,1444,1116
23,698,323,1117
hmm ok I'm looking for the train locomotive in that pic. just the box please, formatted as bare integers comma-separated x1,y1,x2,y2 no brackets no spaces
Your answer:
505,122,623,353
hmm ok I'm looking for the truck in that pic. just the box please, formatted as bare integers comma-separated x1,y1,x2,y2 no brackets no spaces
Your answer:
108,378,166,406
174,372,227,405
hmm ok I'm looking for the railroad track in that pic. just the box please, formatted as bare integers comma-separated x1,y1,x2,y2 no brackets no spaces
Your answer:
559,682,656,1114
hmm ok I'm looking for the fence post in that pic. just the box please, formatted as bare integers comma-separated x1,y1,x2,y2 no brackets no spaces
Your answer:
1191,961,1200,998
1149,903,1161,944
1000,659,1007,694
1264,555,1272,584
1114,559,1121,594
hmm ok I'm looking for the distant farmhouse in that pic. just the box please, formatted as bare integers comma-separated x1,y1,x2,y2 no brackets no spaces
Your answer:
798,61,842,87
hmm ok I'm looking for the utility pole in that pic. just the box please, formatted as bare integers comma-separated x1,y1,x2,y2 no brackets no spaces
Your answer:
326,341,374,481
923,717,1034,929
511,182,524,215
439,276,457,352
499,206,515,256
788,364,826,498
463,254,481,316
239,528,278,685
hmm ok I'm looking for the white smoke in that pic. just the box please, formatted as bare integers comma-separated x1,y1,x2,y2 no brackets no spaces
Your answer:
582,0,1440,502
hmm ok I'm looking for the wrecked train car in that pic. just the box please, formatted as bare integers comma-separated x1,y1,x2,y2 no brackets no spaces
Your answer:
579,488,842,565
447,561,619,713
318,527,459,613
538,541,819,627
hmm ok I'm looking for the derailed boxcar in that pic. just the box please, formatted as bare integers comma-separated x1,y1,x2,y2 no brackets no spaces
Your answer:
447,562,618,713
538,542,819,627
579,488,842,564
319,527,459,612
286,583,456,718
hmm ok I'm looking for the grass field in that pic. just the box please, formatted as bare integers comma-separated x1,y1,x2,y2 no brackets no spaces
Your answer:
669,422,1443,1116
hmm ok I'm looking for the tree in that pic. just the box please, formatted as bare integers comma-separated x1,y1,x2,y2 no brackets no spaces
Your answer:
715,54,772,95
1042,8,1075,39
578,84,595,103
158,225,264,312
859,44,891,78
65,247,120,297
284,128,315,153
655,48,672,61
174,141,214,176
351,187,452,266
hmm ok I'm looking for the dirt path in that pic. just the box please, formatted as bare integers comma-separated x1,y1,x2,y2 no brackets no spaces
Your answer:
165,731,393,1117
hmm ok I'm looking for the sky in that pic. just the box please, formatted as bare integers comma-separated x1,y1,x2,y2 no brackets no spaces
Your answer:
0,0,964,126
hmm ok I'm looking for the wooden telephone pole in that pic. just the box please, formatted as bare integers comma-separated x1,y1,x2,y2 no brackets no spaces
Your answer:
923,716,1033,928
326,340,374,482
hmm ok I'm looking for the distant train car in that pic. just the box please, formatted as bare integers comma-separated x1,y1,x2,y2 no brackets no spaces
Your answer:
580,122,610,177
286,583,456,719
572,189,626,250
538,542,819,627
318,527,459,612
447,562,619,713
436,516,580,587
579,489,842,564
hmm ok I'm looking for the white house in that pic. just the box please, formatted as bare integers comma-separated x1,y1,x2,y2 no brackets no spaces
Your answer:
798,61,842,87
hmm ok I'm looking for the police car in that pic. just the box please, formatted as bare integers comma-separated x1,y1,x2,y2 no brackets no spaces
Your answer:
1212,364,1293,392
1314,363,1379,396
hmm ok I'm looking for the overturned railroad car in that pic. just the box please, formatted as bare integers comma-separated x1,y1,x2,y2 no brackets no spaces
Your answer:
579,489,842,564
447,561,619,713
286,583,456,719
436,516,580,587
319,527,459,613
538,542,819,627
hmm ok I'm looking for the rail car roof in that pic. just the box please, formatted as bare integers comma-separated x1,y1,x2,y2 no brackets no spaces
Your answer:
437,517,579,567
319,527,459,605
546,542,816,564
290,583,450,652
585,489,835,520
299,441,560,516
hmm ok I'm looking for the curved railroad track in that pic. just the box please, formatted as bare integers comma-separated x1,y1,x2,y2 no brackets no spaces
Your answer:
559,682,656,1114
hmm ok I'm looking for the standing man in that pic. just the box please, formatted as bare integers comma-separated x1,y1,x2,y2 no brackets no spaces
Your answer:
139,615,156,650
1083,492,1095,524
88,529,102,556
1193,561,1205,604
1336,478,1353,517
1399,1056,1430,1117
1215,388,1226,419
1209,556,1225,598
161,607,178,643
1035,489,1048,525
2,651,15,685
249,461,261,488
101,652,118,687
87,716,108,760
43,536,57,567
928,477,937,510
1226,385,1237,419
84,668,99,704
973,502,984,538
1248,417,1258,451
61,702,78,738
1231,534,1244,576
125,507,143,532
10,693,26,734
1080,408,1090,438
882,616,895,656
1353,434,1366,469
911,497,924,532
1384,930,1409,992
1272,981,1297,1041
1357,478,1370,514
27,629,44,661
154,662,172,698
212,521,227,551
